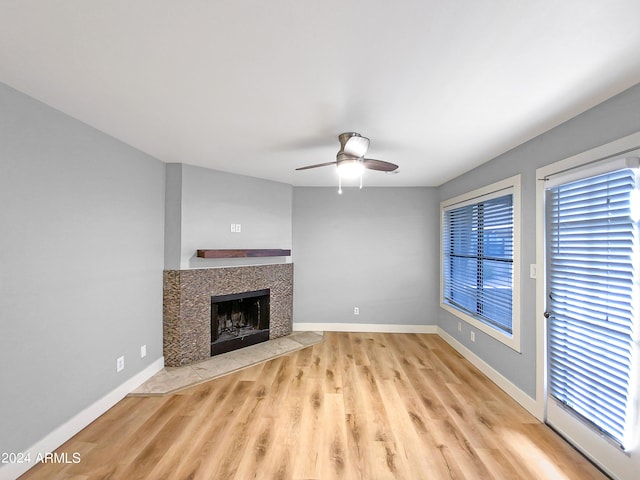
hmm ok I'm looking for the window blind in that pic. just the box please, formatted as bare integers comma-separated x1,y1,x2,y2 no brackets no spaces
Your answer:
442,193,514,333
546,168,639,449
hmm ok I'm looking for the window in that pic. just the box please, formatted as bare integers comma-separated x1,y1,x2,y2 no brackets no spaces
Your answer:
441,176,521,350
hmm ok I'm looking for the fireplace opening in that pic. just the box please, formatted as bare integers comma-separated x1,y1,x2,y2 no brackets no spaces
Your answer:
210,289,270,356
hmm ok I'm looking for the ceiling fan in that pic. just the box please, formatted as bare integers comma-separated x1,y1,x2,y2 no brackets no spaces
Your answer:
296,132,399,193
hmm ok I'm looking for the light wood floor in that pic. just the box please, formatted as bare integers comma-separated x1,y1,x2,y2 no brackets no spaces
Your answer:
20,332,607,479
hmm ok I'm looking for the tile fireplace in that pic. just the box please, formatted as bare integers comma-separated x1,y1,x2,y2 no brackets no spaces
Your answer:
163,263,293,367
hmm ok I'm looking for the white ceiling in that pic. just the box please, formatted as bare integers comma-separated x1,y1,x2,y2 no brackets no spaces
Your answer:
2,1,640,187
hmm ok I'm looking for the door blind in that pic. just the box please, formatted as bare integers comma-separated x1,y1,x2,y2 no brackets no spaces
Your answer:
546,167,639,449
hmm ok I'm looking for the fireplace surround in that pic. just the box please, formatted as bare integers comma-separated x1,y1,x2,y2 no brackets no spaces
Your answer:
163,263,292,367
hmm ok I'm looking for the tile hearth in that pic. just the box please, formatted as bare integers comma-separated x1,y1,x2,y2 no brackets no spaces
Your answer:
130,331,323,396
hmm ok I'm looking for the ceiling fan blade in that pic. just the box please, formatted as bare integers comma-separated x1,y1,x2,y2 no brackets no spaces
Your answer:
362,158,399,172
295,161,337,171
343,134,370,157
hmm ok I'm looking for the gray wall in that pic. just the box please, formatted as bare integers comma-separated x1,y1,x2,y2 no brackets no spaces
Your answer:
0,83,165,454
165,163,292,269
292,187,439,326
437,82,640,397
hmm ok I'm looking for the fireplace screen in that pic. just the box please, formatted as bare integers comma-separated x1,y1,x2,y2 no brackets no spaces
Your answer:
210,289,270,356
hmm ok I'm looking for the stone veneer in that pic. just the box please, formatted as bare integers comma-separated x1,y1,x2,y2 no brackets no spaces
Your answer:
163,263,293,367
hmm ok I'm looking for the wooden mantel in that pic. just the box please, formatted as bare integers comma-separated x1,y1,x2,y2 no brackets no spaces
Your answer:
196,249,291,259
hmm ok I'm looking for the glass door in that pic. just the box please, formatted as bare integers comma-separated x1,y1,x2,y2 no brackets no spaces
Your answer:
544,160,640,478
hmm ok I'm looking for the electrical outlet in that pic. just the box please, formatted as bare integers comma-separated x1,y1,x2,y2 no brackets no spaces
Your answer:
230,223,242,233
116,356,125,372
457,322,462,332
140,345,147,358
470,331,475,342
353,307,359,315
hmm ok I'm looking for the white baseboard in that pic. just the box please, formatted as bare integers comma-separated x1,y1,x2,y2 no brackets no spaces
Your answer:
437,328,540,418
0,357,164,480
293,322,438,334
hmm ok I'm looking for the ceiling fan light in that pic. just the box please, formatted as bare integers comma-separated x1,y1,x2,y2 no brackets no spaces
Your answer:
342,134,369,157
336,160,365,179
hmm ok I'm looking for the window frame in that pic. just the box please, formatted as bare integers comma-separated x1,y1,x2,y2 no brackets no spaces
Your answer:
440,175,521,351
